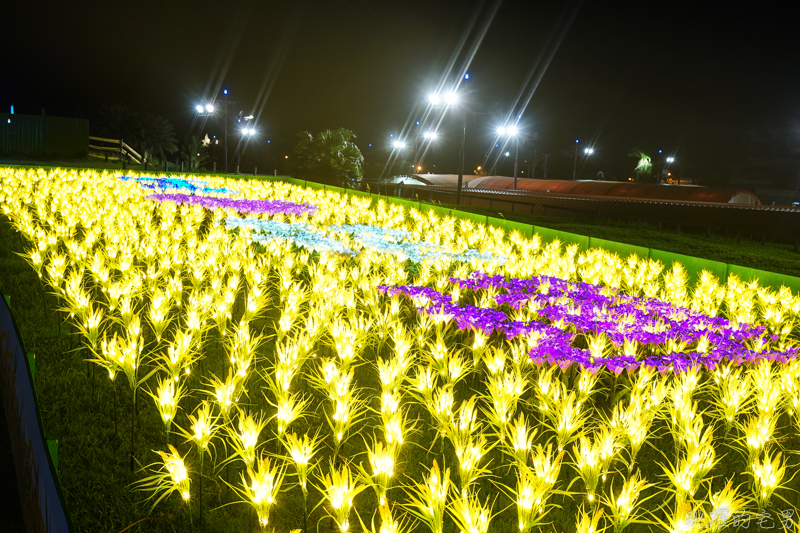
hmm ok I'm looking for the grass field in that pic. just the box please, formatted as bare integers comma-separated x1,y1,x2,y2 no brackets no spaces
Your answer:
1,166,799,533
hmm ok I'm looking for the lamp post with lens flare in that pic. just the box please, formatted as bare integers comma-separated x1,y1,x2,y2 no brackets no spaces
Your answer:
196,89,233,173
429,79,469,205
497,125,520,189
238,127,256,173
415,130,437,171
572,140,594,180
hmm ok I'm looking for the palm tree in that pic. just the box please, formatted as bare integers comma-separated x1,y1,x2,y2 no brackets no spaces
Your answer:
629,149,652,182
134,115,178,168
292,128,364,188
95,103,136,141
180,135,209,171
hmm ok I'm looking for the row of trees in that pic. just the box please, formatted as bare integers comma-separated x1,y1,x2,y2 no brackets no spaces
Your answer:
94,104,366,181
94,104,206,169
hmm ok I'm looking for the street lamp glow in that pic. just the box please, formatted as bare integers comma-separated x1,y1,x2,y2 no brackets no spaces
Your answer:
423,131,437,140
584,147,594,155
428,93,440,106
666,157,675,163
444,92,458,105
497,126,506,136
507,125,518,136
392,140,406,149
205,104,215,113
505,151,510,156
196,105,204,113
242,127,255,136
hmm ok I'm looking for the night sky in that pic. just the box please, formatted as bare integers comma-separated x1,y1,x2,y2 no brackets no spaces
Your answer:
4,1,800,182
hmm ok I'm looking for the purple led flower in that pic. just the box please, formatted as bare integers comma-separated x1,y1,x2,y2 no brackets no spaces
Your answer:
147,193,317,216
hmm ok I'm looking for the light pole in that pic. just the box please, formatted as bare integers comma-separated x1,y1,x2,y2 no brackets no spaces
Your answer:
572,140,594,180
238,127,255,173
196,89,234,173
665,156,675,183
415,130,437,171
572,139,579,180
497,125,520,189
429,80,470,206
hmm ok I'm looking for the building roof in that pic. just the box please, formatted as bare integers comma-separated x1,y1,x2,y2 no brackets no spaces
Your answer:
410,175,760,204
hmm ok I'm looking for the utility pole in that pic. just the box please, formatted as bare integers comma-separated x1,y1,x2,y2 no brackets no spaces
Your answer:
513,136,520,190
543,153,550,179
456,106,466,205
223,90,228,173
572,140,579,180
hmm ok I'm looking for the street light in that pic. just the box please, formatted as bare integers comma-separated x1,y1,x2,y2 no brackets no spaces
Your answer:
392,139,406,149
572,140,594,180
423,131,437,140
237,126,256,173
429,79,472,205
666,156,675,163
497,124,521,189
195,89,234,173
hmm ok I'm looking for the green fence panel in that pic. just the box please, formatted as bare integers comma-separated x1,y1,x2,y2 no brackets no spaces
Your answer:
303,180,326,189
726,264,800,293
346,189,371,198
589,237,649,259
486,217,534,238
453,210,488,226
387,197,420,211
419,203,453,219
487,216,507,229
534,227,589,250
507,220,534,238
648,249,728,284
284,178,306,187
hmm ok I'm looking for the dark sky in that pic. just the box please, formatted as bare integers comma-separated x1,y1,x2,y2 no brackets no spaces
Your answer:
4,0,800,181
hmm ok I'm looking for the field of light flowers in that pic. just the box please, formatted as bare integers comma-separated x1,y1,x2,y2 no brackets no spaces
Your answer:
0,166,799,533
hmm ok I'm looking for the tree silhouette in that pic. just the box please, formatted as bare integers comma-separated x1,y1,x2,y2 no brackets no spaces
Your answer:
292,128,364,187
134,115,178,165
95,103,137,141
180,135,208,171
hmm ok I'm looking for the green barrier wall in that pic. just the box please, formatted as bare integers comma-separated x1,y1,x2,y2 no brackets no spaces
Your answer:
303,180,325,190
648,249,728,284
273,177,800,293
727,265,800,293
419,204,453,219
589,237,649,260
487,217,536,239
534,227,589,250
454,211,488,226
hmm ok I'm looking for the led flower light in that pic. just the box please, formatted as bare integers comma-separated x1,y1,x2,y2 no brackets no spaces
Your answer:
405,460,450,533
234,454,285,531
317,460,366,533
